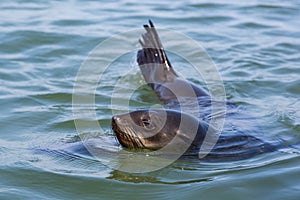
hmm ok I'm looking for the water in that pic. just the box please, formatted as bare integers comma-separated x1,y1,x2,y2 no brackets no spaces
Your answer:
1,0,300,199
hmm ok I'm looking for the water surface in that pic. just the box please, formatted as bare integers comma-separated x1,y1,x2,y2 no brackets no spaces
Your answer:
1,0,300,199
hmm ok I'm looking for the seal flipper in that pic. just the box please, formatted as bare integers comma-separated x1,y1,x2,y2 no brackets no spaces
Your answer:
137,20,209,105
137,20,178,85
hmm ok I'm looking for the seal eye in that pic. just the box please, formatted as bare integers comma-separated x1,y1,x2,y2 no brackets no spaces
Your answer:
142,118,151,128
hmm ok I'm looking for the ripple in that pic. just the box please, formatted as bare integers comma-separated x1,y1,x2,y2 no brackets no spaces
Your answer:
242,3,300,15
51,19,97,26
188,2,230,9
273,42,300,54
232,22,276,29
30,92,73,103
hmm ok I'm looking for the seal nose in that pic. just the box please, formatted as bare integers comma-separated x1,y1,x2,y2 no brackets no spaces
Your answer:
112,116,123,126
112,116,117,125
112,116,119,133
112,114,129,126
112,116,119,123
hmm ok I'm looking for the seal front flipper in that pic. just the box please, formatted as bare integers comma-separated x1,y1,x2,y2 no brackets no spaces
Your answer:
137,20,178,84
137,20,209,104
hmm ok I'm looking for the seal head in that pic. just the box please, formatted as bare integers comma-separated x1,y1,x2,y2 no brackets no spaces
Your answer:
112,109,208,152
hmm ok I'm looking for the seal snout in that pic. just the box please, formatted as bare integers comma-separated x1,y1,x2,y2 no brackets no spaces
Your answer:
111,116,122,134
112,115,129,135
112,115,125,144
112,116,118,124
112,115,127,126
111,116,117,131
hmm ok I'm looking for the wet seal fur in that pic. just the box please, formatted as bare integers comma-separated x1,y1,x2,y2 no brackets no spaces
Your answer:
111,20,280,161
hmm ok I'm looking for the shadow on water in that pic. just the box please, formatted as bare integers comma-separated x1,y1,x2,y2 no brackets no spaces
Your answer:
108,170,213,185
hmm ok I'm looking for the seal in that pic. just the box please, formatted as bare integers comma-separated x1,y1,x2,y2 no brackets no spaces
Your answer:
112,109,277,161
111,20,279,161
112,109,207,151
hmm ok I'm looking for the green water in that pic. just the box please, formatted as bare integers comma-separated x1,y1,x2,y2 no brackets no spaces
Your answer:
1,0,300,199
